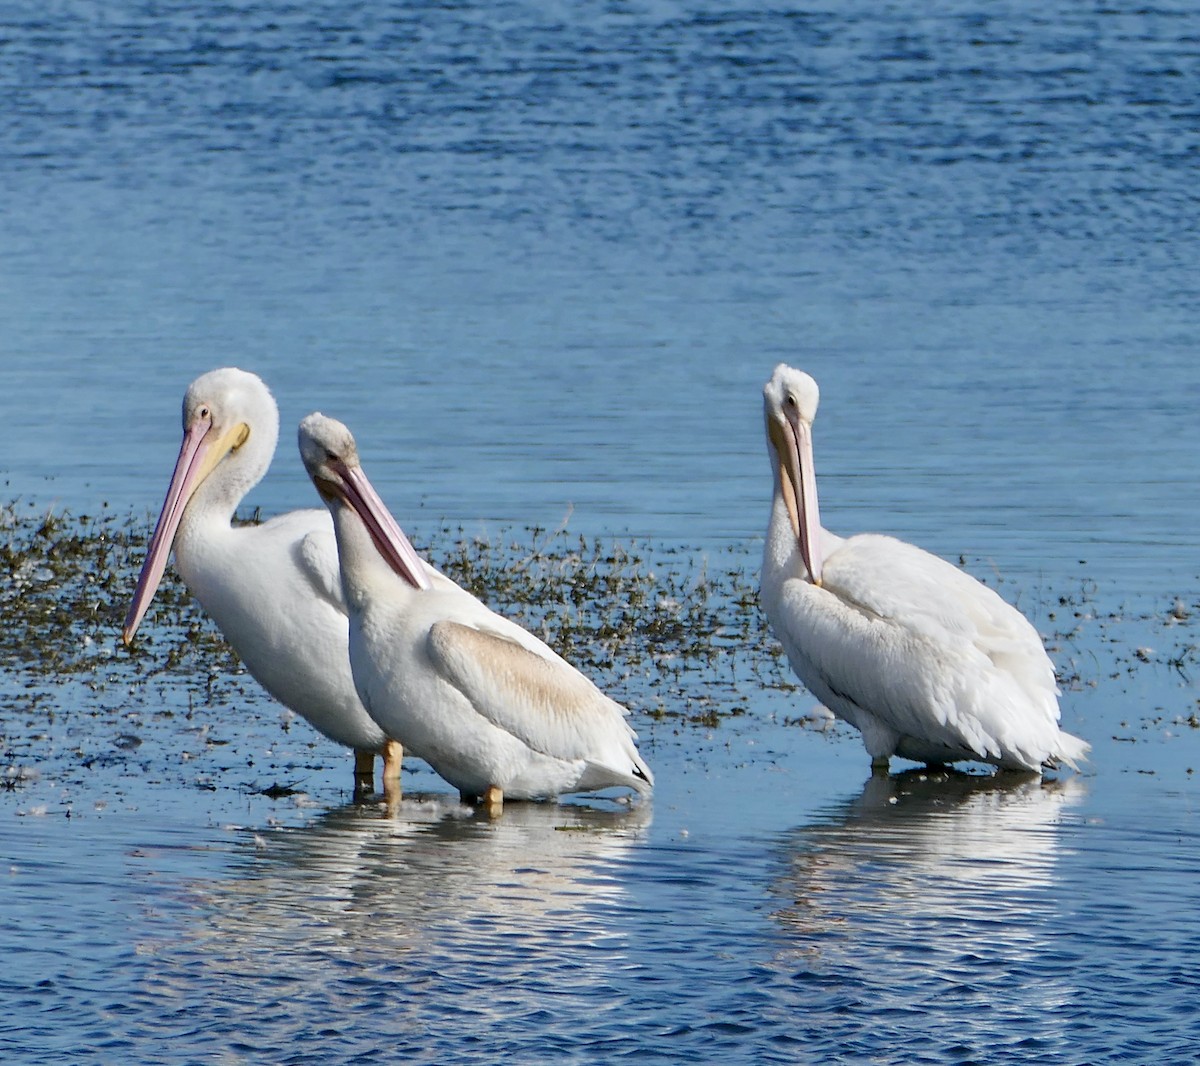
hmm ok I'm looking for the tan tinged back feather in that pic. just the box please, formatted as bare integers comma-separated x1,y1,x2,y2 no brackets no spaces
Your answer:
428,621,627,761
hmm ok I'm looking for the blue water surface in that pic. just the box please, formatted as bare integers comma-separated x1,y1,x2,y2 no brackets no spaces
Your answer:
2,2,1199,1062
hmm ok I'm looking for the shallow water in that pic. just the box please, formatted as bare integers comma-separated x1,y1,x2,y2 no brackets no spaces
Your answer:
6,693,1200,1063
3,1,1200,1061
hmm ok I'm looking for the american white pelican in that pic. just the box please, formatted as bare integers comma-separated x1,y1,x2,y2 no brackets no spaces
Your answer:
122,368,403,798
759,364,1089,773
296,412,654,815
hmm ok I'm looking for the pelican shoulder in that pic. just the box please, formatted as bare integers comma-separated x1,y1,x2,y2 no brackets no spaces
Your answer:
771,534,1068,770
288,515,345,611
824,534,1058,696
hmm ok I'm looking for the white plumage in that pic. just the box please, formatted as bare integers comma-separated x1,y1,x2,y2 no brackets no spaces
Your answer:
123,368,402,796
297,412,653,813
759,364,1088,772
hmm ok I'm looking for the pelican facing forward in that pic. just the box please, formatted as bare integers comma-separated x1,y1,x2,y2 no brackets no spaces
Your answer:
297,412,653,815
759,364,1088,773
123,368,402,797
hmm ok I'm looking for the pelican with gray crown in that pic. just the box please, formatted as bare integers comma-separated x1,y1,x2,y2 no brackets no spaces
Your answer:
297,411,653,815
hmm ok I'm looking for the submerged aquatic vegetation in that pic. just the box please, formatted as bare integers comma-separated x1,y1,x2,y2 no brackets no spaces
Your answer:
0,500,787,731
0,499,235,683
2,497,1193,798
433,520,778,721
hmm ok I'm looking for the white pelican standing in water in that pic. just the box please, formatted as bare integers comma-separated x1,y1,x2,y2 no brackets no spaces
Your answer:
759,364,1088,773
296,412,653,815
122,368,403,798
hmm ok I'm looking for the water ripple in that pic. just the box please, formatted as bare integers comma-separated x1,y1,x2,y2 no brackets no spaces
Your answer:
4,1,1200,1061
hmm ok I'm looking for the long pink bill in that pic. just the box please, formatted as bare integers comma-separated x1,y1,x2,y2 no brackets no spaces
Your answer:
122,416,213,644
334,461,432,592
791,418,824,586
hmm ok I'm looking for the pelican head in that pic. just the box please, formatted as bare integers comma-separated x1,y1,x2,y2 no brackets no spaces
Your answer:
123,367,279,645
763,364,824,585
298,413,431,592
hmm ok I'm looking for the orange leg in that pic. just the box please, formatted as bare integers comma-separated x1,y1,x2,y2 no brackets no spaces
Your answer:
381,738,403,812
481,784,504,818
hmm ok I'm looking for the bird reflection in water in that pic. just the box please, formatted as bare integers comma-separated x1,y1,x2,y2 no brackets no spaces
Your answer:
772,768,1084,949
768,770,1086,1059
165,796,650,976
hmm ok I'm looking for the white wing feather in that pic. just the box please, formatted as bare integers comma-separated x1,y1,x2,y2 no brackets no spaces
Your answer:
426,620,650,789
774,534,1069,768
295,520,346,613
